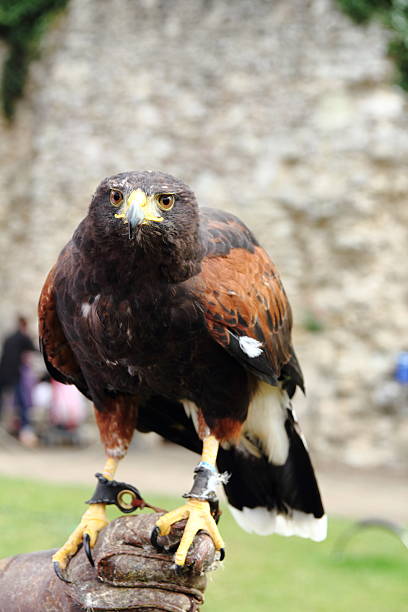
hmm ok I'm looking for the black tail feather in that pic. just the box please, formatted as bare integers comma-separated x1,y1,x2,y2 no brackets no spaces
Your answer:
137,395,325,540
217,417,324,519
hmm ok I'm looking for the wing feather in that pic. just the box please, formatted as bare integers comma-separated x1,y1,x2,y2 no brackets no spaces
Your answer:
38,266,89,397
196,209,303,394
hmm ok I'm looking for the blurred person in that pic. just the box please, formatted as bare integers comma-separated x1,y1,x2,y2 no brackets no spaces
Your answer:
32,373,53,416
31,373,53,435
50,378,87,430
31,376,88,445
0,315,38,446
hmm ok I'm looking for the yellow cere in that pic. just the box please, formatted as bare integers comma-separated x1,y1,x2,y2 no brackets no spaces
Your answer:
128,188,148,208
115,188,164,224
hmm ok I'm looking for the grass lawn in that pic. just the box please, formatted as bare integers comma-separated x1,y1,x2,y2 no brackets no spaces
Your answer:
0,475,406,611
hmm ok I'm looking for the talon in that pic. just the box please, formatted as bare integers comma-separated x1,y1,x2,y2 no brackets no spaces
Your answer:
83,533,95,567
150,525,179,554
53,561,71,584
219,547,225,561
154,498,225,568
166,541,180,554
52,502,108,577
150,526,165,552
175,563,185,576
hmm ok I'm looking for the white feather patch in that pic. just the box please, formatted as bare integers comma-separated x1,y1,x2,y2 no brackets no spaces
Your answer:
106,443,127,458
182,400,200,435
242,384,289,465
105,359,119,367
81,294,100,318
238,336,263,358
81,302,91,317
199,469,230,498
229,505,327,542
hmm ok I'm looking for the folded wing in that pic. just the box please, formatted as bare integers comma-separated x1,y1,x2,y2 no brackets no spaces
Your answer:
196,209,303,396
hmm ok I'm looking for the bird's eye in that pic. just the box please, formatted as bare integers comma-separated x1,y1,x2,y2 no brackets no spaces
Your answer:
110,189,123,207
157,194,175,211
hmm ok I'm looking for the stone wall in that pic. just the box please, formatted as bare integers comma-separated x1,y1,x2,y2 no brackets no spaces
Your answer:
0,0,407,468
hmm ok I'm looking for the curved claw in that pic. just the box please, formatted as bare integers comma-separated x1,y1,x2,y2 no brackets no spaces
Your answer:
53,561,72,584
175,563,186,576
150,526,165,552
83,533,95,567
151,525,182,554
150,525,180,554
166,541,180,554
219,547,225,561
155,499,225,568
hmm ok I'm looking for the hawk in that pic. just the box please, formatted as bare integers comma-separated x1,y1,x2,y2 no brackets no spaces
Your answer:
38,170,326,579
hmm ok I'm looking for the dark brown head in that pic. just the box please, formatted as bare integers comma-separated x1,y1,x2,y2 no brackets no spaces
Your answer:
86,170,204,282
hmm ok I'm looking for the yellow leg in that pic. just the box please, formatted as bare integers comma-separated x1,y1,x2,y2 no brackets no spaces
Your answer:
102,456,118,480
52,456,119,574
202,433,219,465
154,435,225,568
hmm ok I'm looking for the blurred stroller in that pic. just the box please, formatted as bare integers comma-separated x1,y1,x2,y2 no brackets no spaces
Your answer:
32,376,88,446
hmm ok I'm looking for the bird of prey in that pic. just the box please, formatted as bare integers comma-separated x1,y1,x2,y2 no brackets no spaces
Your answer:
38,170,326,579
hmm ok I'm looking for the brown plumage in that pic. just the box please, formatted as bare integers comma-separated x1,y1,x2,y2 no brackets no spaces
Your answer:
39,170,325,562
196,245,298,387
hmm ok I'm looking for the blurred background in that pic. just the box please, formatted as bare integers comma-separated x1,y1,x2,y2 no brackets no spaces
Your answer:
0,1,407,610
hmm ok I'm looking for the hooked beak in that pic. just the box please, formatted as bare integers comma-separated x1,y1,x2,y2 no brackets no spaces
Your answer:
115,189,164,239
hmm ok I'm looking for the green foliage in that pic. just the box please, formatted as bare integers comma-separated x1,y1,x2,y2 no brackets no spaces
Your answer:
336,0,408,91
0,0,69,120
336,0,393,24
1,475,407,611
